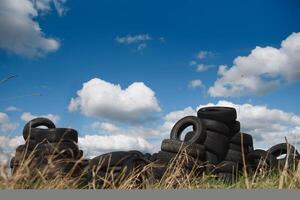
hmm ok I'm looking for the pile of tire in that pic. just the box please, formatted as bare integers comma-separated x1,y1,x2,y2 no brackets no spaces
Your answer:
10,118,89,181
88,151,152,188
9,106,300,186
149,116,207,179
149,106,300,182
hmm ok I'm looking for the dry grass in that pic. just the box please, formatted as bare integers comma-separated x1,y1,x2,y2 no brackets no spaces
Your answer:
1,148,300,189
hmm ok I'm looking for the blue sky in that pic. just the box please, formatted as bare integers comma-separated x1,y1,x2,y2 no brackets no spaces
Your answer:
1,0,300,158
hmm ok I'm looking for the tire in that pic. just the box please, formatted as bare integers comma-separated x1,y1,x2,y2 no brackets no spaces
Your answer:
201,119,230,136
161,139,206,159
227,121,240,136
197,107,237,124
24,128,78,143
184,131,194,142
156,151,177,163
229,143,250,154
230,132,253,147
246,149,278,170
89,151,144,171
204,131,229,160
215,161,240,173
225,149,244,163
170,116,206,144
15,142,80,159
205,151,219,165
267,143,299,158
23,117,56,140
267,143,300,168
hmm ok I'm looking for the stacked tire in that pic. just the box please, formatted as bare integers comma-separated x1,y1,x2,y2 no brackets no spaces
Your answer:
150,116,207,179
10,118,88,180
89,150,151,188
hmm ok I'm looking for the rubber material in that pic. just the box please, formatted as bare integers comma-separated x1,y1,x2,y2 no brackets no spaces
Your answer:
183,131,194,142
205,151,219,165
215,161,240,173
161,139,206,159
23,128,78,143
23,117,56,140
246,149,278,169
204,131,229,160
170,116,206,144
229,143,250,154
230,132,253,147
89,151,146,171
224,149,244,163
267,143,299,158
227,121,241,136
15,142,80,159
197,107,237,124
201,119,230,136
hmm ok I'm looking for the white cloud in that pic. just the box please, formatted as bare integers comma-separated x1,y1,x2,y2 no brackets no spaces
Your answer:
208,32,300,97
32,0,67,16
197,51,213,59
91,122,120,133
0,112,18,135
78,134,153,158
197,101,300,148
196,64,212,72
5,106,21,112
189,60,197,66
188,79,203,89
159,37,166,43
20,112,60,124
0,0,66,57
115,34,151,44
0,136,23,164
68,78,161,123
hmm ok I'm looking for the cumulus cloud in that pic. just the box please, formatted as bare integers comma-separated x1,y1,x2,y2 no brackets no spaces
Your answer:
0,112,18,135
197,101,300,148
68,78,161,123
5,106,21,112
0,136,23,164
20,112,60,124
208,32,300,97
78,134,153,158
188,79,203,89
0,0,66,57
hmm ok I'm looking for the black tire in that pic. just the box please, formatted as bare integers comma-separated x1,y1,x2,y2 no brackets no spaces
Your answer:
161,139,206,159
267,143,299,158
24,128,78,143
23,117,56,140
170,116,206,144
230,132,253,147
201,119,230,136
225,149,244,163
156,151,177,163
204,131,229,160
205,151,219,165
197,106,237,124
15,142,80,159
89,151,144,171
183,131,194,142
267,143,300,168
227,121,241,136
246,149,278,170
229,143,250,154
215,161,240,173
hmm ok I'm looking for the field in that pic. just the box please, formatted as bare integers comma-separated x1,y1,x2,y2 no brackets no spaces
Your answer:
1,151,300,189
